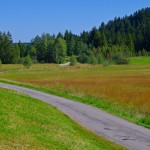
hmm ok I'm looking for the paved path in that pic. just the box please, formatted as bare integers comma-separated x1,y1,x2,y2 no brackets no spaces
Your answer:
0,83,150,150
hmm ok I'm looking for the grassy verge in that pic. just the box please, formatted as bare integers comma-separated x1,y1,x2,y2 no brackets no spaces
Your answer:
1,79,150,129
0,87,126,150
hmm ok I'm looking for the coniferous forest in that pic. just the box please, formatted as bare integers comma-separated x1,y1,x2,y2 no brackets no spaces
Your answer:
0,7,150,64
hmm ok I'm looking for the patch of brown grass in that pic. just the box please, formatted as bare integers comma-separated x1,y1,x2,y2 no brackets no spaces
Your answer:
0,64,150,117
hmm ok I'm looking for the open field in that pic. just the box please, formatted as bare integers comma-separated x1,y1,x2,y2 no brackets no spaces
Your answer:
0,59,150,127
0,88,125,150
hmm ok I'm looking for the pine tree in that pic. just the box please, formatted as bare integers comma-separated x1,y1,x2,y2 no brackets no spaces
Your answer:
80,31,89,43
116,32,123,46
89,27,101,48
67,36,76,56
100,32,108,47
127,33,135,56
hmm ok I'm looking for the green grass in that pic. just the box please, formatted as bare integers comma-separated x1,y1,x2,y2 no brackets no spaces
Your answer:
0,88,126,150
130,57,150,64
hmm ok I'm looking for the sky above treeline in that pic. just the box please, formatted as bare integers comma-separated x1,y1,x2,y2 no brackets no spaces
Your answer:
1,0,150,42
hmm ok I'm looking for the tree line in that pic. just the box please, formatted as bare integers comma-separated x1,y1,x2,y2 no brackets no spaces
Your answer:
0,7,150,65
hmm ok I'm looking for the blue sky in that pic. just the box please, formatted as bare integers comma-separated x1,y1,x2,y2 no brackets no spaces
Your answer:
1,0,150,42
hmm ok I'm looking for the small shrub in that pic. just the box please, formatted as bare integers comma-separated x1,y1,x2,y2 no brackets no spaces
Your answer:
90,56,98,65
112,53,130,65
97,54,104,64
70,55,77,66
23,55,32,69
102,60,111,67
141,49,148,56
78,53,91,64
18,58,24,64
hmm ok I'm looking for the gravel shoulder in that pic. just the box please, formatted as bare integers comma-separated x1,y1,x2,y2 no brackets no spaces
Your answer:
0,83,150,150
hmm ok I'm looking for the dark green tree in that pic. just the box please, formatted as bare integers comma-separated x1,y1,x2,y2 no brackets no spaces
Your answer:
80,31,89,43
89,27,101,48
126,33,135,56
0,32,20,64
75,40,88,55
29,46,37,63
67,36,76,56
116,32,123,46
12,44,20,63
100,32,108,47
53,37,67,63
78,53,91,64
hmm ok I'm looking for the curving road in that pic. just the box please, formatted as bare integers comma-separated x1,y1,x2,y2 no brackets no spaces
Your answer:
0,83,150,150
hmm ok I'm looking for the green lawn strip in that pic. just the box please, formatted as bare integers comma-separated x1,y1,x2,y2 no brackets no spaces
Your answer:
0,79,150,129
0,87,126,150
130,57,150,65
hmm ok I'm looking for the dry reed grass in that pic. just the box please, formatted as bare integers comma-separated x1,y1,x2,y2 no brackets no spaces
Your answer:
0,64,150,118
